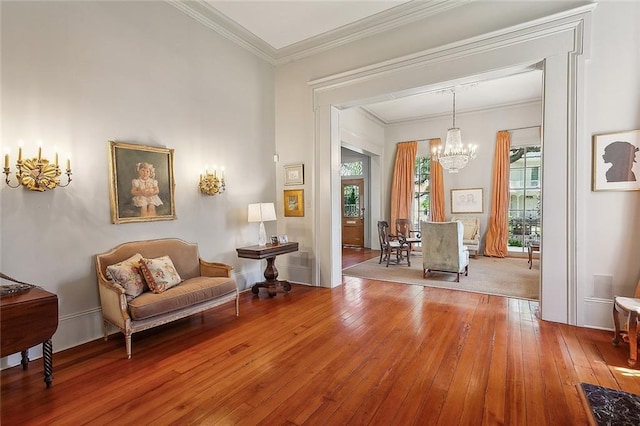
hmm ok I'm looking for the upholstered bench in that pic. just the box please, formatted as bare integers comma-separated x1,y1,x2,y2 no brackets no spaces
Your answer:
95,238,239,358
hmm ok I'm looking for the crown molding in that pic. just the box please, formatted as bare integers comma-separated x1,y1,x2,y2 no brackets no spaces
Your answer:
166,0,277,64
273,0,472,65
361,98,542,126
167,0,471,65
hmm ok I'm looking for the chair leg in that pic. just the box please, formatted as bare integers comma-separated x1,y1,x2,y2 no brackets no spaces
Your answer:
386,248,391,267
456,272,460,282
465,265,469,276
406,249,411,267
379,250,383,264
612,304,622,346
628,311,638,366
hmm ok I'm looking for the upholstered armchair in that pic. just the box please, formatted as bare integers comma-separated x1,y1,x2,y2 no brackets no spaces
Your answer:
451,216,480,258
421,221,469,282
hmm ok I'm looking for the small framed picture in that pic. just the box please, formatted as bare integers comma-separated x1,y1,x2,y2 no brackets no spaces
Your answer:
451,188,483,214
592,130,640,191
284,163,304,186
108,141,176,224
270,236,279,245
278,235,288,244
284,189,304,217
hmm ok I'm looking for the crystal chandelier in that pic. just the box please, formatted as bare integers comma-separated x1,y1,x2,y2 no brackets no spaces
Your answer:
432,91,477,173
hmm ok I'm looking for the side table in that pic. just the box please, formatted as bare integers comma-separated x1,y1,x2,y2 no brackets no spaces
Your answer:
236,242,299,297
528,244,540,269
0,286,59,388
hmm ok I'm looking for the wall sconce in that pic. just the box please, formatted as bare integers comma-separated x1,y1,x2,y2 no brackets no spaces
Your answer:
3,141,72,191
199,165,225,196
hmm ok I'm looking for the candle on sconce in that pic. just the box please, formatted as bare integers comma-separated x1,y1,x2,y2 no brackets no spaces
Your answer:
54,146,59,167
221,167,225,179
18,140,23,162
66,155,71,172
4,149,9,169
37,140,43,162
213,165,217,178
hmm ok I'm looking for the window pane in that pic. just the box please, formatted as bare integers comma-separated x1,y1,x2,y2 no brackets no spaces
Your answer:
341,161,363,176
413,156,430,227
508,145,542,253
343,185,360,217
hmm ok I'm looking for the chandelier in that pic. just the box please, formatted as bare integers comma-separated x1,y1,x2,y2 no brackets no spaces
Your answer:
432,90,477,173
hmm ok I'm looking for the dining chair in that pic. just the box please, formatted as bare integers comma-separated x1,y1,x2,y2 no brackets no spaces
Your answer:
377,221,410,267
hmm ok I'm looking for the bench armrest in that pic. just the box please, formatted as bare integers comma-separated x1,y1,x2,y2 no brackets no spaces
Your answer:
200,259,233,278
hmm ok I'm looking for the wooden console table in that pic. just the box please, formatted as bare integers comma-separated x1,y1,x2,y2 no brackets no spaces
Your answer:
236,242,299,297
0,286,59,388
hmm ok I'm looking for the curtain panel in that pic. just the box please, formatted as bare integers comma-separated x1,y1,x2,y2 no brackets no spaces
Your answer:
429,138,446,222
484,131,511,257
390,141,418,229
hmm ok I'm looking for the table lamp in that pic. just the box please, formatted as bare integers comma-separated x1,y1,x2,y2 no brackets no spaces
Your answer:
248,202,277,246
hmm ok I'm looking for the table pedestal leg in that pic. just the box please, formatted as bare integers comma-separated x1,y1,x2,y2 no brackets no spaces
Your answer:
251,256,292,297
43,339,53,388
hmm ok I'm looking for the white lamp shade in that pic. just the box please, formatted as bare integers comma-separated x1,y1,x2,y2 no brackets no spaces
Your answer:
247,202,277,223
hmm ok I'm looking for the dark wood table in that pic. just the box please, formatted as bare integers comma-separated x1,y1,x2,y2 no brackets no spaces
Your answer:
0,287,59,387
236,242,299,297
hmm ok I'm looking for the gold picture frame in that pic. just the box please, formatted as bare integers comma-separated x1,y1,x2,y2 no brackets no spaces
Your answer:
592,130,640,191
108,141,176,224
284,163,304,186
284,189,304,217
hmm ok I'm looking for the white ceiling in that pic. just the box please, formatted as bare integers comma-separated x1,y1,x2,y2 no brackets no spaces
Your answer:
201,1,543,124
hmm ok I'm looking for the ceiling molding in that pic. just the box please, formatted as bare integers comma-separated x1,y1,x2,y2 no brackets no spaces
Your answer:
273,0,472,65
361,98,542,126
167,0,471,65
167,0,277,64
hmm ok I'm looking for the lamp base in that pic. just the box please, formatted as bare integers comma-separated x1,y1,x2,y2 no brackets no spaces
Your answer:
258,221,267,246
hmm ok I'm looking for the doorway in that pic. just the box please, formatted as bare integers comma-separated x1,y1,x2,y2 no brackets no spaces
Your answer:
341,178,365,247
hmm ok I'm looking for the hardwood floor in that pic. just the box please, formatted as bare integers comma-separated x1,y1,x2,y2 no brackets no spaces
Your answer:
2,248,638,425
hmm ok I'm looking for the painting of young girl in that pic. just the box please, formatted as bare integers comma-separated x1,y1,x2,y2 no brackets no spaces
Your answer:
109,141,176,223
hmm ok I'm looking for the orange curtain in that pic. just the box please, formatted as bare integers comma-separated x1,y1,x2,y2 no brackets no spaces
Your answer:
390,141,418,229
429,138,446,222
484,131,511,257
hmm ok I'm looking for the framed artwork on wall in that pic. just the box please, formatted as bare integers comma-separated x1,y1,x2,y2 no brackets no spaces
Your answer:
284,189,304,217
284,163,304,186
108,141,176,224
451,188,483,214
592,130,640,191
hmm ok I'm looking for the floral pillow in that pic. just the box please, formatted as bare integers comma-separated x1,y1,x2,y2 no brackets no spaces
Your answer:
139,255,182,294
105,253,146,301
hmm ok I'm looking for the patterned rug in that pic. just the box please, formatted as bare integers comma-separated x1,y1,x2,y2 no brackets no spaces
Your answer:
342,255,539,300
579,383,640,426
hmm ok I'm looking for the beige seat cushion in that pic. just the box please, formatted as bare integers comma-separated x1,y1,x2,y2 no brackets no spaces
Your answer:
128,276,237,321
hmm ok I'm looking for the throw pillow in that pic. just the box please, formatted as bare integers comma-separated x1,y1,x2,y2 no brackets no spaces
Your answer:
139,255,182,294
105,253,146,301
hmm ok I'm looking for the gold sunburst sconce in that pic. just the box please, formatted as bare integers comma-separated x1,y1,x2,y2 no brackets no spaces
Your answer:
3,141,72,191
198,165,225,196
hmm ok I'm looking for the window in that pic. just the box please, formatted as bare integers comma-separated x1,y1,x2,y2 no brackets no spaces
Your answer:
413,156,430,228
508,146,541,252
340,161,363,177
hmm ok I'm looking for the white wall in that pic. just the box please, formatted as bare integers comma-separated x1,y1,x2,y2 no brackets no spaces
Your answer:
0,1,275,367
384,102,543,254
580,1,640,328
275,1,639,328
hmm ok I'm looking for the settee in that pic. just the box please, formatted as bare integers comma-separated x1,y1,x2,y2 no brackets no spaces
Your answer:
95,238,239,358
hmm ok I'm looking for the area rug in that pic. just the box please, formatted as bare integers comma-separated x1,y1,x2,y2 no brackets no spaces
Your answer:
342,255,539,300
579,382,640,426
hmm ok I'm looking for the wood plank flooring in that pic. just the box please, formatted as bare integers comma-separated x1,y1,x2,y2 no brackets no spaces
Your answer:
2,247,638,425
